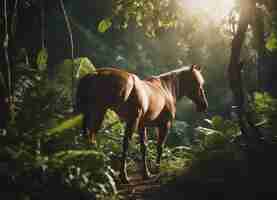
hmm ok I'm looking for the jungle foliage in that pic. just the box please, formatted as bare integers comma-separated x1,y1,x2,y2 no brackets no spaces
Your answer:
1,0,277,199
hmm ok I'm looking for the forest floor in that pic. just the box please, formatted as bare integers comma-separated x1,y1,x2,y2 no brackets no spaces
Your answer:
115,140,277,200
117,171,166,200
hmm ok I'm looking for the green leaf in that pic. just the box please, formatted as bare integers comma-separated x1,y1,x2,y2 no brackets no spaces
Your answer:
196,126,221,136
36,48,48,71
204,118,213,126
104,171,117,194
211,115,224,130
47,114,83,135
98,18,112,33
266,32,277,51
75,57,96,78
52,149,106,171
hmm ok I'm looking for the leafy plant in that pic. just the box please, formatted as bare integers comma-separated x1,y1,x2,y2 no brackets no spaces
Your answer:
195,116,240,150
251,92,277,137
75,57,96,79
266,31,277,51
1,56,122,200
98,18,112,33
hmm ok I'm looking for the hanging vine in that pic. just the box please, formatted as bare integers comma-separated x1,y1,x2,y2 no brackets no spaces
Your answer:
3,0,12,104
59,0,75,104
11,0,18,37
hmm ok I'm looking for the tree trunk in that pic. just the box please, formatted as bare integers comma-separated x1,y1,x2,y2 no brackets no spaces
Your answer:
0,72,9,130
252,6,267,92
228,0,258,138
228,0,253,105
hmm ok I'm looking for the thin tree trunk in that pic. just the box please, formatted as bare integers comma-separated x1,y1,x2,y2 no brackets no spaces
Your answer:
1,0,12,131
3,0,11,101
228,0,259,138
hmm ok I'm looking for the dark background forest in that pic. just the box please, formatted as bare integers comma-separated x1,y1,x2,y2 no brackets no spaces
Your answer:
1,0,277,199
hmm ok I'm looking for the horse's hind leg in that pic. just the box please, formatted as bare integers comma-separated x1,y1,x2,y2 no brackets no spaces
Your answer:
139,126,151,179
119,131,130,184
156,121,171,171
83,108,106,145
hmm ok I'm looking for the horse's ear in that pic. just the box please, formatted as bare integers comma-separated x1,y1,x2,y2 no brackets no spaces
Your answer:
191,64,201,71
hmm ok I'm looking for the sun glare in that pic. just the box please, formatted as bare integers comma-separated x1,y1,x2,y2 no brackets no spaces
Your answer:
182,0,235,19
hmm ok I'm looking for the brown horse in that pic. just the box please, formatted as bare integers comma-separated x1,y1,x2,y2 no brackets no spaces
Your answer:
75,65,208,183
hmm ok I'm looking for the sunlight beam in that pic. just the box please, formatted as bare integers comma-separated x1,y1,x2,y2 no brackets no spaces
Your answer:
182,0,235,19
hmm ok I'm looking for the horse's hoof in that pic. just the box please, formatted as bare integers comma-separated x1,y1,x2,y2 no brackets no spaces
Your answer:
89,138,97,145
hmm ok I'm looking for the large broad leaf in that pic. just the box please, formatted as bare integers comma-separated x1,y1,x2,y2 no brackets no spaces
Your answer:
98,18,112,33
47,114,83,136
196,126,221,136
104,171,117,194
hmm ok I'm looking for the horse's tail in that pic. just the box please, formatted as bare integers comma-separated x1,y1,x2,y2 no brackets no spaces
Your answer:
74,74,91,114
74,80,82,114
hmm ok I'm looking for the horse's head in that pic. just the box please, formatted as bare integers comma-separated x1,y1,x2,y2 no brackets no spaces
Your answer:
183,65,208,112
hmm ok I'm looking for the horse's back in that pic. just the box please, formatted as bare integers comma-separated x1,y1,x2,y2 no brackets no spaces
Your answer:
76,67,135,111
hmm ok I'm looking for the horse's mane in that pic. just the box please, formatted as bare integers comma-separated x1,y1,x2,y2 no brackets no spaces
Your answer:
145,65,205,100
155,66,191,78
155,65,204,86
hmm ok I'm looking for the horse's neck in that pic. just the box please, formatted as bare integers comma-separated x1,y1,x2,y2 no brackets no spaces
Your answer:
159,75,179,102
157,67,191,101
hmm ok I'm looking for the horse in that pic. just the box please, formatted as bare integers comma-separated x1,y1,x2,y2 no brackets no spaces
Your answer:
75,64,208,183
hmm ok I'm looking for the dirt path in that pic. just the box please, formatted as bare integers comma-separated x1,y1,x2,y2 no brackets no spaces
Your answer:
117,173,163,200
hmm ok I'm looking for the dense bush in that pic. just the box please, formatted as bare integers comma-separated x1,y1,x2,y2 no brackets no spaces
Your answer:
0,57,120,200
251,92,277,136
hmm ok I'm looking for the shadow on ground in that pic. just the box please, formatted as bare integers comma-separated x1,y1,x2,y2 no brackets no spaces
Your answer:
147,141,277,200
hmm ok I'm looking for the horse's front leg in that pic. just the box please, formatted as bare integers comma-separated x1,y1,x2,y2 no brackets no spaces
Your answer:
119,112,142,184
139,126,151,179
156,121,171,172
